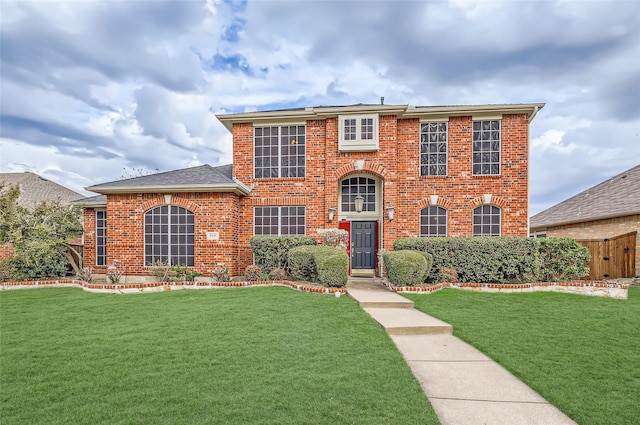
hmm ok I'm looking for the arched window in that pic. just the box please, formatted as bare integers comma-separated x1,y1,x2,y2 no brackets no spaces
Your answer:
144,205,194,266
420,206,447,237
473,205,501,236
341,176,376,212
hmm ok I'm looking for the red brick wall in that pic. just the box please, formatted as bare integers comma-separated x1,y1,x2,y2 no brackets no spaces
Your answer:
231,113,530,272
544,214,639,273
83,192,241,277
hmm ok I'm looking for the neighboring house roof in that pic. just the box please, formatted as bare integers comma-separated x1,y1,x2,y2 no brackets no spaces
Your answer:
85,164,251,196
530,164,640,229
0,172,84,209
72,194,107,208
216,102,545,131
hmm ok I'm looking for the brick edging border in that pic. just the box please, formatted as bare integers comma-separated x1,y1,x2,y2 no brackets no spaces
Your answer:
383,280,630,299
0,279,348,296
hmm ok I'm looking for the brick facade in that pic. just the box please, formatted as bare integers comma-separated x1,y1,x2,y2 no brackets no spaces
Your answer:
81,103,541,279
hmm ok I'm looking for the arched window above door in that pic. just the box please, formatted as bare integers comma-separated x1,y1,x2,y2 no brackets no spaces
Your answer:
340,176,376,212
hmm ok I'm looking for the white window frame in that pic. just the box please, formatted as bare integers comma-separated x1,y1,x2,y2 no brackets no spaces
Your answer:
254,124,306,179
95,209,106,266
338,114,379,151
472,205,502,236
420,121,448,176
420,206,448,237
253,206,306,236
472,119,501,176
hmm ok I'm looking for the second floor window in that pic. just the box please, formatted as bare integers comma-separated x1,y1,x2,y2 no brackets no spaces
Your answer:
420,122,448,176
338,114,379,151
472,120,501,175
254,125,306,178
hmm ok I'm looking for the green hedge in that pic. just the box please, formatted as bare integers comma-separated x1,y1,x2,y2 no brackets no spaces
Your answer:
250,236,317,273
393,236,590,283
288,246,348,287
393,237,542,283
382,250,429,286
538,238,590,281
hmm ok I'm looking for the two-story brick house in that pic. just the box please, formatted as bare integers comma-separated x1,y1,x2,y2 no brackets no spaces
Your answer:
76,102,544,280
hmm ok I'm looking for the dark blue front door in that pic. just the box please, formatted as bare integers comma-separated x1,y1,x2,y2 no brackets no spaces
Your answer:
352,221,376,269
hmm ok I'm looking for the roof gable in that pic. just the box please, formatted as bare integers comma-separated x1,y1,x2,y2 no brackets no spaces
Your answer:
530,164,640,229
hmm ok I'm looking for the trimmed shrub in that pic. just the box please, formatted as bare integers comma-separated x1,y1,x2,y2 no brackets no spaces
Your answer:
538,238,590,281
250,236,317,273
316,248,349,287
288,245,348,287
394,237,542,283
245,265,262,281
383,250,429,286
415,251,434,281
288,245,319,281
317,228,348,250
270,267,288,281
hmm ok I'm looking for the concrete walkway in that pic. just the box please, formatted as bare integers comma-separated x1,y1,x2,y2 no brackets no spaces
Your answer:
346,277,577,425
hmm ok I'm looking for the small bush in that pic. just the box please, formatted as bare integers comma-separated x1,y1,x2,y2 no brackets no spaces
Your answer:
209,263,230,282
245,265,262,281
270,268,288,281
288,245,348,287
383,250,429,286
538,238,590,281
250,236,317,273
288,245,319,281
0,258,22,282
316,249,349,287
77,267,93,283
415,251,434,281
317,229,348,250
148,260,173,282
439,267,458,284
170,264,203,282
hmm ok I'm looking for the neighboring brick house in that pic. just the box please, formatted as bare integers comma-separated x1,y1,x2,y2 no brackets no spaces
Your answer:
530,164,639,278
1,172,84,259
77,103,544,280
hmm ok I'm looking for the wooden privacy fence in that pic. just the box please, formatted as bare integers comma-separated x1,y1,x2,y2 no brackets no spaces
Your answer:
577,231,636,280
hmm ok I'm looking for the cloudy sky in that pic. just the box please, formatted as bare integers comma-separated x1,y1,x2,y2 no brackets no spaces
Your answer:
1,0,638,215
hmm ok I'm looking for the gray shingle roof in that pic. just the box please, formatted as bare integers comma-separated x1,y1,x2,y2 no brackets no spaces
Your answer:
85,164,250,195
72,194,107,207
0,172,84,209
530,164,640,229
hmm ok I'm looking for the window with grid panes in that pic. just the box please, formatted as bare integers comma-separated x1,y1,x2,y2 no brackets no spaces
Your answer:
96,210,106,266
338,115,379,151
144,205,194,266
472,205,501,236
420,122,448,176
420,206,447,236
340,177,376,212
472,120,501,175
254,125,305,178
254,206,306,236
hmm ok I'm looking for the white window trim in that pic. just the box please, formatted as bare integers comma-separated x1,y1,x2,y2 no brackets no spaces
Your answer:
253,206,306,236
338,114,379,151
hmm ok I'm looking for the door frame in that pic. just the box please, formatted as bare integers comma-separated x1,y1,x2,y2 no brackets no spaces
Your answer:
339,219,379,276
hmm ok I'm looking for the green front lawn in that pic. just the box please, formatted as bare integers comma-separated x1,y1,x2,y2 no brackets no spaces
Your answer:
0,287,438,425
407,287,640,425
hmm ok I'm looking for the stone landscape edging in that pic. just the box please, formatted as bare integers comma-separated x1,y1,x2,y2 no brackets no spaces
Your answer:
0,279,348,296
384,280,629,299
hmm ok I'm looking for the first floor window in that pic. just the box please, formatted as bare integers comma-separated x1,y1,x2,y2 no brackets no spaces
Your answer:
420,206,447,237
472,119,501,175
144,205,194,266
96,210,106,266
254,206,306,236
473,205,501,236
